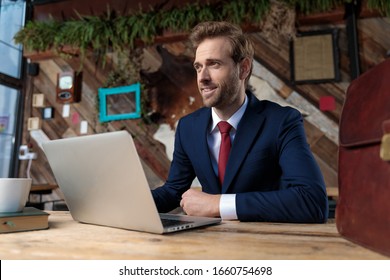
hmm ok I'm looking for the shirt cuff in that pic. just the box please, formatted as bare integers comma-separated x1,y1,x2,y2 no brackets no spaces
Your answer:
219,194,238,220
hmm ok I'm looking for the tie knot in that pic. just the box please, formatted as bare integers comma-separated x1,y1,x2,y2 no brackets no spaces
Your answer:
217,121,232,134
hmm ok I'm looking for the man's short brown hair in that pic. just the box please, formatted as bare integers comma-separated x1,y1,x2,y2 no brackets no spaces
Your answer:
189,21,254,85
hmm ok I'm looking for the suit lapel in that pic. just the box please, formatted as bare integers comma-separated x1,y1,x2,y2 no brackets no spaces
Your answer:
222,93,265,193
193,109,221,193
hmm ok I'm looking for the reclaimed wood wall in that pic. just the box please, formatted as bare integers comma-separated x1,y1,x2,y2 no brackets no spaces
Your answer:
19,14,390,201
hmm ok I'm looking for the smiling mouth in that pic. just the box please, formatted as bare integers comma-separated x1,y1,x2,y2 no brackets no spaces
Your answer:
200,86,217,95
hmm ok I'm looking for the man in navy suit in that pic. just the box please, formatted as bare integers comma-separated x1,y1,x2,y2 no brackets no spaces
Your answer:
152,21,328,223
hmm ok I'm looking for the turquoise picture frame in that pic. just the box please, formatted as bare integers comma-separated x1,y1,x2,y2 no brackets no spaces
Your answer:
98,83,141,122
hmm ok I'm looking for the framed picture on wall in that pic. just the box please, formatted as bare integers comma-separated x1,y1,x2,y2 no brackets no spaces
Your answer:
290,29,340,84
98,83,141,123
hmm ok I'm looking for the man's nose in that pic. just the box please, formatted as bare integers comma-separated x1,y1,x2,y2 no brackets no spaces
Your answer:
198,67,210,82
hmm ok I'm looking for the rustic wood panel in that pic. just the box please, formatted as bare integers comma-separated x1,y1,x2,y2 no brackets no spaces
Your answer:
19,11,390,199
358,18,390,71
249,32,345,124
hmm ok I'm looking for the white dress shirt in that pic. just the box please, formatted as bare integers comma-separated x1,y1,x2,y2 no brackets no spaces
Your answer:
207,96,248,220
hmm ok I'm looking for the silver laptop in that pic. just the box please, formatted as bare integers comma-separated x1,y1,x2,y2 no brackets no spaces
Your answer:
42,130,221,234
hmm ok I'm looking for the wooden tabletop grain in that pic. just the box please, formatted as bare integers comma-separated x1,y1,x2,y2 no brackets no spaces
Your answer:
0,211,387,260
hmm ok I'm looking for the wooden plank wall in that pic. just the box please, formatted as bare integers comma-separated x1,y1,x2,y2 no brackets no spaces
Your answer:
19,17,390,197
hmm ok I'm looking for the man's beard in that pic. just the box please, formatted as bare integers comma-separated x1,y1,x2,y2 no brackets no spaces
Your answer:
200,69,241,109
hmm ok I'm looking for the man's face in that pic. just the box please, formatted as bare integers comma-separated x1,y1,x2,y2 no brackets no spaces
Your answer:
193,37,242,110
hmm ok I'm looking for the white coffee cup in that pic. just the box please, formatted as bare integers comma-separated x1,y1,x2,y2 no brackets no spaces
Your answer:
0,178,32,213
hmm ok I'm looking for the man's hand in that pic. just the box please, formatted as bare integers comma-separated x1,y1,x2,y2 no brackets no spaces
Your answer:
180,188,221,217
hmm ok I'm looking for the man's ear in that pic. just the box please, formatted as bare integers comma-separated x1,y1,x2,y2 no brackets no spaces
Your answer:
239,58,251,80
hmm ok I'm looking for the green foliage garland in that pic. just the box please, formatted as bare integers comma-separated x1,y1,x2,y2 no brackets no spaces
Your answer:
11,1,299,54
14,0,389,60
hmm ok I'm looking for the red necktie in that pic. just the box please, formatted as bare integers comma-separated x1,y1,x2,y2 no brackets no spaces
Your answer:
217,121,232,186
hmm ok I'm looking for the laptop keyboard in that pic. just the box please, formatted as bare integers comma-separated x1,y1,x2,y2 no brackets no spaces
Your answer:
161,218,194,228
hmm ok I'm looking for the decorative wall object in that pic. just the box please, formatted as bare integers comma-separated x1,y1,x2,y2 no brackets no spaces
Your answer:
80,120,88,134
41,107,54,119
290,29,340,84
62,104,70,118
32,93,45,107
56,71,82,103
27,117,40,130
71,112,80,125
27,62,39,76
98,83,141,122
319,96,336,111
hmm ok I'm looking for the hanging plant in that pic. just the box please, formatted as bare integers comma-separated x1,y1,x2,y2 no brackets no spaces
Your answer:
14,0,389,58
13,19,61,51
10,0,293,57
367,0,390,17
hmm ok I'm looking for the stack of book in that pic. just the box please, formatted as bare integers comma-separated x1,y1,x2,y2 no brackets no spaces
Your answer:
0,207,49,233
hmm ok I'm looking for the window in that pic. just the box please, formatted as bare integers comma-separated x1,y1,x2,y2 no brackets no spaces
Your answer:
0,85,20,177
0,0,26,177
0,0,26,78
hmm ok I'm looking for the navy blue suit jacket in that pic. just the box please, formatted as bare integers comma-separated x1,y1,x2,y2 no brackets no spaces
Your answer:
152,91,328,223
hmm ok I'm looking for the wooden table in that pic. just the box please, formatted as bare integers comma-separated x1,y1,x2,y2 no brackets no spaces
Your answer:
0,211,388,260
